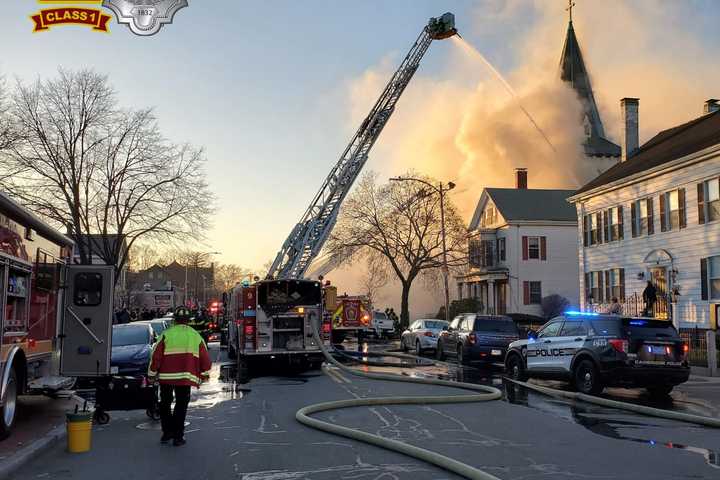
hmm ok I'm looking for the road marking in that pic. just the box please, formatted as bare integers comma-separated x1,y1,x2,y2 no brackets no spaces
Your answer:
322,364,351,384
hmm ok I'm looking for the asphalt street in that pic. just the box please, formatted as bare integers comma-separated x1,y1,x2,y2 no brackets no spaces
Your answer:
17,342,720,480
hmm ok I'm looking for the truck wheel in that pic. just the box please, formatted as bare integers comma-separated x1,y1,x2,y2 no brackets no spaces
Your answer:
0,369,18,439
505,353,528,381
573,359,603,395
227,342,237,360
237,358,251,384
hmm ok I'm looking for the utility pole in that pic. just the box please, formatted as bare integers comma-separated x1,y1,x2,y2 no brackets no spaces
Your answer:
389,177,455,323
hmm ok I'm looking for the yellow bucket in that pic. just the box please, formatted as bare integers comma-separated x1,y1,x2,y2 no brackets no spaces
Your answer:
66,411,93,453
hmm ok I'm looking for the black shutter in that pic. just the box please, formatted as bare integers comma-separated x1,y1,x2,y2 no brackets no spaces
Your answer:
679,188,686,229
618,205,624,239
631,202,637,237
604,270,611,301
603,210,609,242
619,268,625,301
597,212,604,244
659,193,667,232
698,183,706,224
647,198,655,234
701,258,709,301
585,272,591,304
583,215,589,247
598,271,605,303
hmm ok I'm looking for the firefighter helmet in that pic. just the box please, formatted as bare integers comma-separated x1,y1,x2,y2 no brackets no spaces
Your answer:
174,306,191,322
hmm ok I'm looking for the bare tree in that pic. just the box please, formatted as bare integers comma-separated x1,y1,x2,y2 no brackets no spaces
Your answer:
326,172,467,327
0,68,213,282
360,252,388,306
127,243,162,272
215,263,254,293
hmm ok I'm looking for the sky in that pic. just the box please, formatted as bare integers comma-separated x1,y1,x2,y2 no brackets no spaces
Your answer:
2,1,719,316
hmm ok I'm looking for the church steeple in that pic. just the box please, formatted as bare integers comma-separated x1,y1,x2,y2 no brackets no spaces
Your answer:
559,1,620,158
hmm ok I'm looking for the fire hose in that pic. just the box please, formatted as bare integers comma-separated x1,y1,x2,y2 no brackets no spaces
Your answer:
296,324,505,480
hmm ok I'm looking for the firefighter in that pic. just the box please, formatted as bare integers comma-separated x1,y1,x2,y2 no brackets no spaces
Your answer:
148,306,211,446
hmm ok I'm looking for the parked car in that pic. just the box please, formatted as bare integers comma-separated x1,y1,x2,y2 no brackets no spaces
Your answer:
401,319,449,355
110,323,156,376
504,312,690,396
135,319,170,337
436,314,519,364
371,310,395,338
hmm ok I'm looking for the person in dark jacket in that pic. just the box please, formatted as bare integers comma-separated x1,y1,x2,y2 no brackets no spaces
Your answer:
642,281,657,316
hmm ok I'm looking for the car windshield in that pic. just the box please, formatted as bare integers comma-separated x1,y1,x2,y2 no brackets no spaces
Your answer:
112,326,150,347
424,321,448,329
473,319,517,333
149,322,167,335
374,312,387,319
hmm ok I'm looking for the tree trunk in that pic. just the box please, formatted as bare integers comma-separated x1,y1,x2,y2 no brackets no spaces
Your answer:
400,281,411,329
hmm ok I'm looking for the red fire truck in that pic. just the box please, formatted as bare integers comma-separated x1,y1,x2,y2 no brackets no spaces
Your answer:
226,279,330,382
0,191,114,438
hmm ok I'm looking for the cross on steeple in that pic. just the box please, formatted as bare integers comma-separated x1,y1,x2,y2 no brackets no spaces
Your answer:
566,0,576,23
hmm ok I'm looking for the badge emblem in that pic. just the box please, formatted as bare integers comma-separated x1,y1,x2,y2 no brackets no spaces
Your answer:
102,0,187,36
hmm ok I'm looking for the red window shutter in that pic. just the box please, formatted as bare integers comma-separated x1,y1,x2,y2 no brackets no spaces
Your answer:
522,236,528,260
618,205,624,239
631,202,637,237
523,281,530,305
647,198,655,234
679,188,686,229
540,236,547,260
659,194,667,232
697,183,706,224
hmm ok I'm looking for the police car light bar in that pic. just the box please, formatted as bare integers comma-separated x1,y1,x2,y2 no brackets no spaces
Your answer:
564,311,600,317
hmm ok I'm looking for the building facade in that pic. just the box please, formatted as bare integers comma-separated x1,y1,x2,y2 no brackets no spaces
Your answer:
127,260,215,307
456,170,579,317
570,99,720,329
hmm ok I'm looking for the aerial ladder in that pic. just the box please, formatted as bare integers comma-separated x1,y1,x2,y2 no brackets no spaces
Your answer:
267,13,458,280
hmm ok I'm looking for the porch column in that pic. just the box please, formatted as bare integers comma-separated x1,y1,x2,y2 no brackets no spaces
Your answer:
487,280,496,314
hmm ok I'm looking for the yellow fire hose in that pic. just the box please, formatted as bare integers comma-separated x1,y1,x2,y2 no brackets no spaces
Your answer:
297,325,504,480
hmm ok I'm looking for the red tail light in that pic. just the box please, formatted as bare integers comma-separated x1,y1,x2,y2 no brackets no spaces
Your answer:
423,331,433,337
244,324,255,336
682,343,689,357
468,332,477,345
321,322,331,334
608,339,628,354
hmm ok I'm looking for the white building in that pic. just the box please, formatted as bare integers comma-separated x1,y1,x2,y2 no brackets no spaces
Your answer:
456,169,579,317
569,99,720,329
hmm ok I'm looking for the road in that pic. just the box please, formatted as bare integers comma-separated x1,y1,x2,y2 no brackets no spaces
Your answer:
20,342,720,480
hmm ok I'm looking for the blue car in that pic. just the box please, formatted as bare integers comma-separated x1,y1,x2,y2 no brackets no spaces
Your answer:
110,323,156,376
436,314,519,365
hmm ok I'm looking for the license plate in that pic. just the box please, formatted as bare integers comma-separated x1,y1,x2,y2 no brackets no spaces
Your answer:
491,349,502,356
650,345,667,355
110,366,119,374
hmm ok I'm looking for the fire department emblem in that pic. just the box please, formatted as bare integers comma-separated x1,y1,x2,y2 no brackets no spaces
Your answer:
102,0,188,36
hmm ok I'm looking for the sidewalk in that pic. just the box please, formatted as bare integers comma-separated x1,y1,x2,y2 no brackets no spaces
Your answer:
0,394,82,479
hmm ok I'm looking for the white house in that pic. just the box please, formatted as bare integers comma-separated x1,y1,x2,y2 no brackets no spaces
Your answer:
569,99,720,329
456,169,580,317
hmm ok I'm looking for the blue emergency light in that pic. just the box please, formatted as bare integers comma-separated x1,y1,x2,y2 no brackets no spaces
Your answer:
564,310,600,317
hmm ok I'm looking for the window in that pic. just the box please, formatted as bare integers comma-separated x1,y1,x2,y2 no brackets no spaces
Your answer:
607,268,625,301
497,238,506,262
538,321,562,338
524,281,542,304
708,256,720,300
660,189,686,231
450,316,462,330
480,206,496,227
560,321,587,337
590,214,599,245
73,272,103,307
585,271,604,304
457,283,464,300
631,198,654,237
461,315,475,331
699,179,720,224
523,236,546,260
35,251,58,292
605,206,623,241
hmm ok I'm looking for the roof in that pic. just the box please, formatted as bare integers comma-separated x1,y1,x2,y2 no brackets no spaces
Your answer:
559,21,620,158
0,190,73,247
478,188,577,225
575,110,720,196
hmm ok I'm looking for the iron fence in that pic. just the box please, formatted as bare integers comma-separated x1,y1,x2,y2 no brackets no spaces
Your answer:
587,292,672,320
679,329,709,367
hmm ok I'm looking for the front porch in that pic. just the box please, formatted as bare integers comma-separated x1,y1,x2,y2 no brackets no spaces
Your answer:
456,271,509,315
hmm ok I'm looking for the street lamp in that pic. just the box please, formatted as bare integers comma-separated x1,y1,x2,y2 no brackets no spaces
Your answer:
184,251,221,306
389,176,456,324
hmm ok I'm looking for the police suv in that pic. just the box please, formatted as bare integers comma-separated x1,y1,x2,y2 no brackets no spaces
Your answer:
504,312,690,396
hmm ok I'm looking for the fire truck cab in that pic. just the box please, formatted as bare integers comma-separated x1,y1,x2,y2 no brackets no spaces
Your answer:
0,191,114,439
227,279,330,382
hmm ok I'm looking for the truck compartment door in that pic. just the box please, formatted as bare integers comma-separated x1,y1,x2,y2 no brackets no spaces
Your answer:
60,265,114,377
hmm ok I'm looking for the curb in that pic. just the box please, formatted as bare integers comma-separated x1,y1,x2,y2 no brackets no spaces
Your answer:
0,423,66,480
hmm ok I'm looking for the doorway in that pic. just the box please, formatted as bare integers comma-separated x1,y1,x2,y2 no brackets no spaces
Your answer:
648,266,669,319
495,281,507,315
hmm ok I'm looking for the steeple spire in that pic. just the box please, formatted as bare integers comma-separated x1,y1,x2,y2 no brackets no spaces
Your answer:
566,0,575,23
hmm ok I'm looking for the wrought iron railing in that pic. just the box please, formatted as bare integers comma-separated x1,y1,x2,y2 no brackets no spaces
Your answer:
586,292,672,320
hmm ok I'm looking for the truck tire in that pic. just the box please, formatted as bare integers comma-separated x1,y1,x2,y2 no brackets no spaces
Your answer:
0,369,19,439
237,357,251,384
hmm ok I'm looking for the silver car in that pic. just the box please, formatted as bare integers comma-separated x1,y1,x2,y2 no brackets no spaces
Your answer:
400,319,449,355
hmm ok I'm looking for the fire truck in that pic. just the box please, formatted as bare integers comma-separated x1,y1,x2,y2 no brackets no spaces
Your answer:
226,279,331,381
323,286,371,344
0,191,114,439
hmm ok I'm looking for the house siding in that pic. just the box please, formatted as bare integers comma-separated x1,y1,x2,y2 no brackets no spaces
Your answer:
575,152,720,328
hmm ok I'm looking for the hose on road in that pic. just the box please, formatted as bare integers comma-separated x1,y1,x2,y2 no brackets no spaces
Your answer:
505,377,720,428
296,326,505,480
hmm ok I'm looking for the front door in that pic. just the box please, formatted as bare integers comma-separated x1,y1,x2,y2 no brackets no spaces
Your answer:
495,281,507,314
60,265,114,377
649,267,669,319
527,320,563,371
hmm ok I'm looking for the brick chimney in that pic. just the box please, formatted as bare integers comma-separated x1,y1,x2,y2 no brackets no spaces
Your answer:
515,168,527,189
704,99,720,114
621,98,639,162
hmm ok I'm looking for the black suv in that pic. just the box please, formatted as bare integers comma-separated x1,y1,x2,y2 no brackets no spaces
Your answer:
437,314,519,364
505,312,690,395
